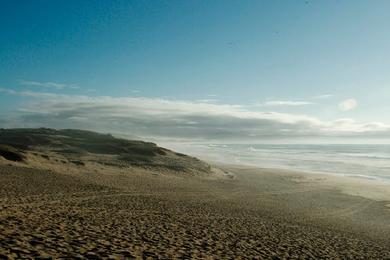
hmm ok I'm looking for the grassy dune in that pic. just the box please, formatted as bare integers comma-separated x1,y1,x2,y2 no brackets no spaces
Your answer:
0,128,212,175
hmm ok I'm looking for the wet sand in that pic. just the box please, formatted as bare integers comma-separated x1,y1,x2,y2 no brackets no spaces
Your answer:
1,162,390,259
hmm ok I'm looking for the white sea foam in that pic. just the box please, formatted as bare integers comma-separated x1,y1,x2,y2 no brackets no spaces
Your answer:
162,143,390,182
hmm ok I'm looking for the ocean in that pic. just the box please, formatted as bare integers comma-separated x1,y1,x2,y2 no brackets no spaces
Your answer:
163,143,390,182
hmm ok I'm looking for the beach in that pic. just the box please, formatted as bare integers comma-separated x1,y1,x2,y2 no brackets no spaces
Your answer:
2,1,390,258
1,159,390,259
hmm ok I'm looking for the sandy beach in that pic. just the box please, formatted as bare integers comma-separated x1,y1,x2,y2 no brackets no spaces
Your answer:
1,158,390,259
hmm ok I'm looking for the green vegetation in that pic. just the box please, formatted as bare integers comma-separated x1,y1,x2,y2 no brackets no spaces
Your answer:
0,128,210,174
0,144,25,162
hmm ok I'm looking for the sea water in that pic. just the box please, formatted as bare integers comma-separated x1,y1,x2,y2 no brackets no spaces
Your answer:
163,143,390,182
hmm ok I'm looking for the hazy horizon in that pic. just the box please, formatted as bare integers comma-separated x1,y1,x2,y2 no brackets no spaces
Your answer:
1,0,390,144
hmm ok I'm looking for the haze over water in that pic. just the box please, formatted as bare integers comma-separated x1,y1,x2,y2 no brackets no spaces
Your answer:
165,143,390,182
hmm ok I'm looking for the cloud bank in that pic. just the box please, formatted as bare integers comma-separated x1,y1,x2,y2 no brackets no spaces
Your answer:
0,88,389,142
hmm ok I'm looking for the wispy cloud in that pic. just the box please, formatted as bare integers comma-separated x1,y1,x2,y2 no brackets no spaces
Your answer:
195,99,219,103
339,98,358,111
0,88,388,141
257,94,333,107
261,100,314,106
19,80,79,90
0,87,60,98
311,94,333,99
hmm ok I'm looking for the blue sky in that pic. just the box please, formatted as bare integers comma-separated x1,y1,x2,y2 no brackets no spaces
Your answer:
1,0,390,143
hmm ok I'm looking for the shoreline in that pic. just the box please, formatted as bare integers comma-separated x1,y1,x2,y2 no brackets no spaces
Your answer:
216,163,390,202
2,161,390,257
219,164,390,242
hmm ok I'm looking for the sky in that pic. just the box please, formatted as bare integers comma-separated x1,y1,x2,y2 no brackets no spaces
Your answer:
1,0,390,143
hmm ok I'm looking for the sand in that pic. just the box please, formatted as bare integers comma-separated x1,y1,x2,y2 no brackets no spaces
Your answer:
1,160,390,259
